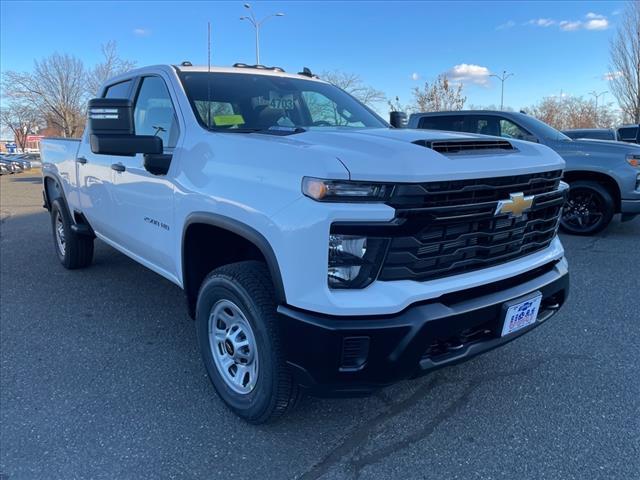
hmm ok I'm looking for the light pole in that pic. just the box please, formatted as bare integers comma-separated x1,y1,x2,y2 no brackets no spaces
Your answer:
589,90,607,127
240,4,284,65
489,70,514,110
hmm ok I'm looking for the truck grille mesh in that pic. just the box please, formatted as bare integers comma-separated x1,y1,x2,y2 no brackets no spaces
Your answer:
378,171,564,282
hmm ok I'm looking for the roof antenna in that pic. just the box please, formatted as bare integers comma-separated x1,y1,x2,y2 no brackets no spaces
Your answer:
207,21,212,128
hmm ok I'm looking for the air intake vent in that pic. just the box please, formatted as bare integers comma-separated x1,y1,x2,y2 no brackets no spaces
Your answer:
413,139,514,154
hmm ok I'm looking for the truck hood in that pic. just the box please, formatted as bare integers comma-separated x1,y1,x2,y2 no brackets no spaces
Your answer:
559,138,640,155
262,128,565,182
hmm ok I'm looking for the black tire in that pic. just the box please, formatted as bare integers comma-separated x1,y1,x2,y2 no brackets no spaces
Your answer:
560,181,615,236
50,198,94,269
195,261,299,423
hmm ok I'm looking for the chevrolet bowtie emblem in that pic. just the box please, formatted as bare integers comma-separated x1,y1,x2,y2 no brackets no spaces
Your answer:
495,192,534,218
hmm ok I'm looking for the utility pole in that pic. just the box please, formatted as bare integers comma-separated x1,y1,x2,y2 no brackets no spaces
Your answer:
240,3,285,65
489,70,514,110
589,90,607,127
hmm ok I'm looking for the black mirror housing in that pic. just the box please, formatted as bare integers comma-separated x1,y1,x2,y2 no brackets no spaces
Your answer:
87,97,164,156
389,111,407,129
89,134,163,156
88,98,134,135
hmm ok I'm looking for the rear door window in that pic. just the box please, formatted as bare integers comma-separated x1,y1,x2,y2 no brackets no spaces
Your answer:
418,115,466,132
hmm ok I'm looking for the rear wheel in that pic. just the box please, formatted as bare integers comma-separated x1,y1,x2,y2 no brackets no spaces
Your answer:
195,261,299,423
50,198,94,269
560,181,615,235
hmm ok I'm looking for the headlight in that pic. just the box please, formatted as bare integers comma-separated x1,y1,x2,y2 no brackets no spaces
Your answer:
328,233,389,288
303,177,391,202
626,154,640,168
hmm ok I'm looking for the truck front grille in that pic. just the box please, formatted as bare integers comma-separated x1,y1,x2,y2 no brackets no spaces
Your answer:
377,171,565,283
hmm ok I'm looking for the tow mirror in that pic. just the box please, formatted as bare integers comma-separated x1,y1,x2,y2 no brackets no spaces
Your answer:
87,98,163,156
389,111,407,129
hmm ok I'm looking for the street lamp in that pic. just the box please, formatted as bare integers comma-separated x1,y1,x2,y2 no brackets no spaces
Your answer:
489,70,514,110
589,90,608,127
240,3,285,65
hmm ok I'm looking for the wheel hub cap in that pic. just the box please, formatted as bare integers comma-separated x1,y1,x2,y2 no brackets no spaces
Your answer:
55,211,66,256
208,299,258,394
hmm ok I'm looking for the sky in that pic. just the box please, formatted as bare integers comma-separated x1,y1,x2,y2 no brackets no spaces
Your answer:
0,0,627,119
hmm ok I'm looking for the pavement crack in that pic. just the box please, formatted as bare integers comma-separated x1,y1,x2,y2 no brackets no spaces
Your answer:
298,354,595,480
297,377,442,480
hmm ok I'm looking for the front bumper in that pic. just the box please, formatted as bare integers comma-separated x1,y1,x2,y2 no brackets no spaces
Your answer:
278,258,569,396
621,199,640,214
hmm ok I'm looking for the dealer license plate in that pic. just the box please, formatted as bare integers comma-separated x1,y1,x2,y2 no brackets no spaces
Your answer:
501,294,542,337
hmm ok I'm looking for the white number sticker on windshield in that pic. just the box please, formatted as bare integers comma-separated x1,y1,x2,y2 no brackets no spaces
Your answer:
269,92,295,110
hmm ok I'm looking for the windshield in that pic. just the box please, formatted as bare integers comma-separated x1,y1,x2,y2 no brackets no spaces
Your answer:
522,115,572,141
178,71,387,133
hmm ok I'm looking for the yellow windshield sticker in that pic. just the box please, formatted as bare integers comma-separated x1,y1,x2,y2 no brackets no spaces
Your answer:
213,114,245,126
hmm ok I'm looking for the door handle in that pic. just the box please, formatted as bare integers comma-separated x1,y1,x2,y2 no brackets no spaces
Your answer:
76,156,87,165
110,163,126,172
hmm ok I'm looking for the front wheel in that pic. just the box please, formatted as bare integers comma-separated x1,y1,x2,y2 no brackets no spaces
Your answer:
195,261,299,423
560,181,615,235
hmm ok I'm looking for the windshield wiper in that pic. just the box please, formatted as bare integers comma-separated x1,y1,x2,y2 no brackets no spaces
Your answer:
209,126,307,136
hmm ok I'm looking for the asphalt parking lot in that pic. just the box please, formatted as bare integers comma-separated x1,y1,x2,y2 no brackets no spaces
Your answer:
1,170,639,480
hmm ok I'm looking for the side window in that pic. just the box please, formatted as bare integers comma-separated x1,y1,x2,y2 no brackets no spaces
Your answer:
418,116,465,132
104,80,133,99
133,76,179,148
467,116,500,136
618,126,638,142
499,119,535,141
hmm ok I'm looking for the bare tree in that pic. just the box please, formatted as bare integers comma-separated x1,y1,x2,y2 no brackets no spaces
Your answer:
528,96,618,130
609,0,640,123
3,53,86,137
0,102,40,151
86,41,137,97
411,75,466,112
321,70,386,106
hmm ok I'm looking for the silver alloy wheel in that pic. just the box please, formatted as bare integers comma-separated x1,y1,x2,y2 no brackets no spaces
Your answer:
55,211,66,257
208,299,259,394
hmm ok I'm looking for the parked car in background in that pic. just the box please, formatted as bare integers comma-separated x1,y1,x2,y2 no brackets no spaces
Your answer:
0,163,10,175
562,128,617,141
408,110,640,235
0,158,24,174
617,124,639,144
3,154,32,170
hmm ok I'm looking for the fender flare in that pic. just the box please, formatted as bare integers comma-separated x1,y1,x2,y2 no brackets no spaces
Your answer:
182,212,287,304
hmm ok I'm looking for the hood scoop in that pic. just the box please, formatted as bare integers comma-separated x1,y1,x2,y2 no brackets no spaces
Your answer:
413,139,515,154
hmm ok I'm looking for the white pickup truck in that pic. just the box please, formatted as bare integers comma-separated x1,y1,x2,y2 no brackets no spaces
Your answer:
41,63,569,423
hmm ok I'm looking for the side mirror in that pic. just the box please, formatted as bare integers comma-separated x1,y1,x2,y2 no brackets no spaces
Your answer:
87,98,163,156
389,111,407,129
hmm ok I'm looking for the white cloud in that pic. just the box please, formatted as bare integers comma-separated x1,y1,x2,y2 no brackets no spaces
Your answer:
133,28,151,37
496,20,516,30
527,18,555,27
446,64,491,86
559,20,582,31
410,72,420,81
524,13,609,32
603,71,623,81
585,18,609,30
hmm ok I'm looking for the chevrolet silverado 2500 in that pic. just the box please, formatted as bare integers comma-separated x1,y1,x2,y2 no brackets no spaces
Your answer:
41,64,569,423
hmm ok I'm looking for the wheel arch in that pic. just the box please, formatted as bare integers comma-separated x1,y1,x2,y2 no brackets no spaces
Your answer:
562,170,621,213
182,213,287,318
